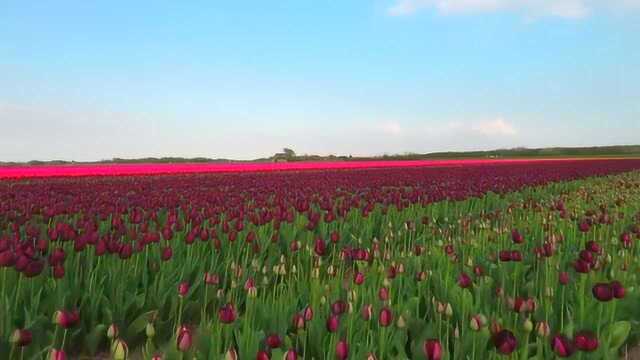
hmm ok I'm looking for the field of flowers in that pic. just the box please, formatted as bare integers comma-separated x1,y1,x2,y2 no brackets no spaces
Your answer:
1,159,640,359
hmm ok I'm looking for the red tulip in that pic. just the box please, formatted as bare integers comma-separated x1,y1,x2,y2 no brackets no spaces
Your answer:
559,272,570,285
10,328,32,346
178,281,190,297
336,339,349,360
54,309,79,329
161,246,172,261
204,272,220,286
378,307,393,327
354,272,365,285
327,314,340,332
574,331,598,352
423,339,443,360
265,333,282,348
499,250,511,262
330,300,346,315
292,313,305,330
378,287,390,301
50,349,66,360
493,329,517,355
256,350,270,360
458,272,472,288
218,303,237,324
578,221,591,232
551,334,575,357
611,281,625,299
511,229,523,244
303,306,314,321
592,283,614,302
284,349,298,360
177,326,193,352
574,259,591,273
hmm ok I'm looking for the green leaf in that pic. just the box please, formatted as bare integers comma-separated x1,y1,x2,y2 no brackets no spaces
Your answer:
607,321,631,351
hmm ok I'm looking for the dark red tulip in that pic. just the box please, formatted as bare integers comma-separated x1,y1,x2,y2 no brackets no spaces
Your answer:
423,339,443,360
574,331,598,352
499,250,511,262
592,283,614,302
574,259,591,273
161,246,173,261
331,300,347,315
458,272,472,288
265,333,282,348
53,265,65,279
578,221,591,232
493,329,517,355
551,334,575,357
218,303,237,324
559,272,570,285
54,309,79,329
314,237,326,256
511,229,523,244
510,250,522,262
354,272,365,285
611,281,625,299
586,240,602,254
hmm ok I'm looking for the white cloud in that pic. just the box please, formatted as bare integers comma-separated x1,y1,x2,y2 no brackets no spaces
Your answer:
387,0,639,19
471,118,518,136
376,121,404,135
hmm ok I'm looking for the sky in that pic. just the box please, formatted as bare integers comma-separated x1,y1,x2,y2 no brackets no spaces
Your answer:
1,0,639,161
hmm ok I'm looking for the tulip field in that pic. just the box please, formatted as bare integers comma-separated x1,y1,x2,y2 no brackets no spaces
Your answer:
2,158,640,359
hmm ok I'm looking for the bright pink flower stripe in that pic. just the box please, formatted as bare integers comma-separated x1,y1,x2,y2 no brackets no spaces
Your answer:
0,158,598,179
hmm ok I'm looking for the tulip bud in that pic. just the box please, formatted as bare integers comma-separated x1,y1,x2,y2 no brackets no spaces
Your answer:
146,323,156,338
225,347,239,360
522,318,533,333
283,349,298,360
111,338,129,360
536,321,550,337
362,304,373,321
177,326,193,352
50,349,66,360
107,324,119,339
10,329,32,347
396,315,406,329
444,303,453,318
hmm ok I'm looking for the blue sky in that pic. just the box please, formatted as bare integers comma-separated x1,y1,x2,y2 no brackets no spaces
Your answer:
1,0,639,161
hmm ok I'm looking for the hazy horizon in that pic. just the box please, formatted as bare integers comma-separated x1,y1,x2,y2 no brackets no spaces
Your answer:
2,1,639,162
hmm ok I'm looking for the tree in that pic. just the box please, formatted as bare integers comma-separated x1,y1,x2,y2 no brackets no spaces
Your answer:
282,148,296,158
